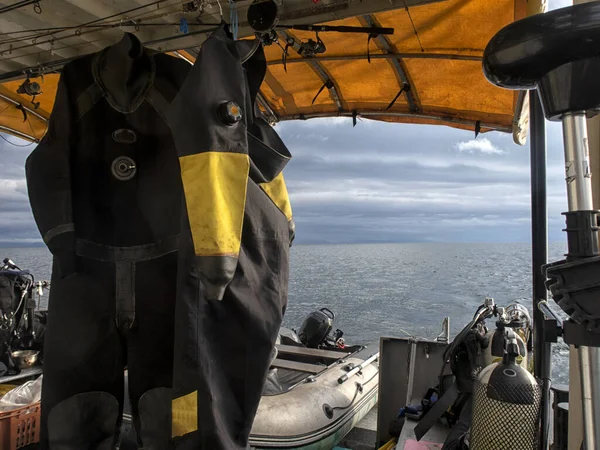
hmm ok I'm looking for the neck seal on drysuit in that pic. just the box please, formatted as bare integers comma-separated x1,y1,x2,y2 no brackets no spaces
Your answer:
93,33,154,114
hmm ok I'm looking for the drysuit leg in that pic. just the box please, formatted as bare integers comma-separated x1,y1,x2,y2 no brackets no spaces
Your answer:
171,198,289,449
126,252,178,449
40,256,124,449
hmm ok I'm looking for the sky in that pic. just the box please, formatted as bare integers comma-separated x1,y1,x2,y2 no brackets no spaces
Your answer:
0,0,576,246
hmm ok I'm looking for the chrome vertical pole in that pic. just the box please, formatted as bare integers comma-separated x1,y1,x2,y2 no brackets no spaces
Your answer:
561,112,600,450
563,114,594,211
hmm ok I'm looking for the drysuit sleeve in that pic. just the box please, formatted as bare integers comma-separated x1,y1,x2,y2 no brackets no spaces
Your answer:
259,172,295,245
167,25,250,302
25,73,76,278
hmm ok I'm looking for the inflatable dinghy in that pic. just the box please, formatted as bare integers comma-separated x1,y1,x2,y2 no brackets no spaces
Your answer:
251,332,379,449
119,309,379,450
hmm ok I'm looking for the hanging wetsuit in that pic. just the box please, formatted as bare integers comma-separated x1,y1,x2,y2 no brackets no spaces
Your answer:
166,26,294,449
25,33,190,449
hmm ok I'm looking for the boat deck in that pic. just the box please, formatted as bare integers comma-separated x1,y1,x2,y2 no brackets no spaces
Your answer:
338,406,449,450
3,370,449,450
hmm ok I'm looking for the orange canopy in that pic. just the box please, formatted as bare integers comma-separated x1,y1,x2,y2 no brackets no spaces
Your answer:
0,0,543,144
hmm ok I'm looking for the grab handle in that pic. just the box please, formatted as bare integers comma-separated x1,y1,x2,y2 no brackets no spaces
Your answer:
320,308,335,320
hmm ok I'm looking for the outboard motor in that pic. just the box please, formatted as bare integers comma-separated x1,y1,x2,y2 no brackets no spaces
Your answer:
298,308,335,348
469,329,541,450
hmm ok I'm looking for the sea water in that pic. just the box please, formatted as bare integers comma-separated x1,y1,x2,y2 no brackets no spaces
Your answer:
1,241,570,384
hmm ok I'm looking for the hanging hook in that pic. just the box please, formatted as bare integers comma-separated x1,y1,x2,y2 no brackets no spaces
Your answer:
216,0,224,21
15,104,27,123
229,0,239,40
280,39,291,73
33,1,42,14
367,33,378,64
474,120,481,138
386,83,409,110
312,79,333,105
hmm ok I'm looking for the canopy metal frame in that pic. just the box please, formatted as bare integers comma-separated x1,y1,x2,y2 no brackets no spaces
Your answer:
359,14,420,113
529,92,551,450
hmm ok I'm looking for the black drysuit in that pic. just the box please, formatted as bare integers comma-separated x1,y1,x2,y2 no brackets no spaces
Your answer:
166,28,294,449
26,34,191,449
26,26,294,450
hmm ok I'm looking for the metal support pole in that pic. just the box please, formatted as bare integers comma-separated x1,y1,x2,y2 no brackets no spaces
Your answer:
561,112,600,450
530,92,551,450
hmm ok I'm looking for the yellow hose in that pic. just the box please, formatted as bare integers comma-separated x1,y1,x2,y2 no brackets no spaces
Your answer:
378,438,397,450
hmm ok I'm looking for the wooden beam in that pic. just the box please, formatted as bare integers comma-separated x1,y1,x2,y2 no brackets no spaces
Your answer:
275,344,349,360
270,358,327,374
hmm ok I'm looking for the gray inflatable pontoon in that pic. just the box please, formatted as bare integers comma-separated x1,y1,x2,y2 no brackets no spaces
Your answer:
250,330,379,449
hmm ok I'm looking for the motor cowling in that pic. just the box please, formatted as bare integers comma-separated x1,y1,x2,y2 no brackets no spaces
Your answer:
469,329,541,450
298,308,334,348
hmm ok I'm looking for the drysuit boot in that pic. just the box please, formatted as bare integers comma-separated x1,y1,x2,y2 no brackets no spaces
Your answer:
47,392,120,450
136,387,172,450
25,33,190,449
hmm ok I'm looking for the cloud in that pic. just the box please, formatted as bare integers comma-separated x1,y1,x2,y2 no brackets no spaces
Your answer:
0,114,571,246
454,138,506,155
548,0,572,11
275,117,569,244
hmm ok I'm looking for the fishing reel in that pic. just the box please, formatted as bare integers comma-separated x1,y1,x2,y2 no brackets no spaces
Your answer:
17,78,41,97
298,34,326,57
16,76,42,110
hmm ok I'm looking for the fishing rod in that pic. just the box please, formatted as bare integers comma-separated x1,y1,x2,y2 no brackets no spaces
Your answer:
0,0,41,16
247,0,394,35
0,25,221,82
276,24,394,35
0,0,173,51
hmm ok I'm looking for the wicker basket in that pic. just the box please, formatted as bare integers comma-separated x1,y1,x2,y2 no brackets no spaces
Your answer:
0,385,41,450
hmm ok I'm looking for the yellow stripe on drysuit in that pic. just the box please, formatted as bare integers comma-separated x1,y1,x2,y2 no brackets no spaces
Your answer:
172,390,198,437
259,172,292,220
179,151,250,256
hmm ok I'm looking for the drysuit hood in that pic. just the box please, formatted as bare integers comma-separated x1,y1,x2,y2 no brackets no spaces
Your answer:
237,36,291,183
93,32,154,113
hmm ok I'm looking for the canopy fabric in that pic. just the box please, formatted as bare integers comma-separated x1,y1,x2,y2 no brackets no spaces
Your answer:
0,0,544,144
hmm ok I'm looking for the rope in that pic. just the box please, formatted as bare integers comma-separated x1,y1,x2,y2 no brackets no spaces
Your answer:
229,0,238,40
0,133,34,147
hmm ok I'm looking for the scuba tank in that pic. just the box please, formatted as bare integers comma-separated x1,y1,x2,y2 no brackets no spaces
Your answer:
481,304,532,371
469,328,541,450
